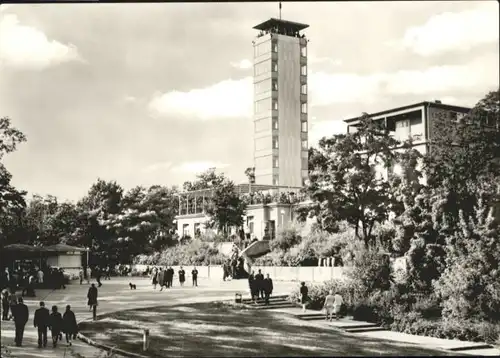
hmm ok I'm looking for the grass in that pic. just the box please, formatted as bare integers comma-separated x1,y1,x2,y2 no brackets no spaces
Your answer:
78,302,461,357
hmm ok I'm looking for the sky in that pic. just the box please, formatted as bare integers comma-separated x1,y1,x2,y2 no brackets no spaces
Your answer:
0,1,498,202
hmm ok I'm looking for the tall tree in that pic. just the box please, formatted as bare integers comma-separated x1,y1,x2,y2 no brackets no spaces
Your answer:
0,117,27,247
304,114,401,247
423,89,500,226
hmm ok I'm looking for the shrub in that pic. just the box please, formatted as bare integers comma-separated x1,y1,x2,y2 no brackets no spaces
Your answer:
269,225,302,252
347,244,393,294
412,294,442,319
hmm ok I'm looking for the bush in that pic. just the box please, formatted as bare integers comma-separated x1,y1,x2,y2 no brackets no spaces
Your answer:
347,244,393,294
133,240,228,266
269,225,302,252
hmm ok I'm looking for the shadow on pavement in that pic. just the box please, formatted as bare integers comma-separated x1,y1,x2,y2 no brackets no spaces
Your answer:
79,302,461,357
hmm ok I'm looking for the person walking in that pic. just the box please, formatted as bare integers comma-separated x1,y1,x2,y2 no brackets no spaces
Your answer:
263,274,273,306
95,267,102,287
37,268,44,285
1,287,10,320
323,290,335,321
34,301,50,348
63,305,78,346
12,297,29,347
167,267,174,288
178,266,185,287
151,267,158,290
105,266,111,280
79,268,84,285
87,283,98,320
49,305,63,348
333,291,344,320
191,267,198,287
158,267,166,291
248,271,256,303
255,269,264,299
86,267,91,284
300,282,309,313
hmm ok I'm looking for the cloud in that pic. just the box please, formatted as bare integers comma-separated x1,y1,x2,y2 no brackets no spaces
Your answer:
230,59,252,70
309,56,343,67
396,4,499,56
124,95,137,103
141,161,173,173
170,161,230,174
149,77,253,120
148,54,497,120
0,14,83,70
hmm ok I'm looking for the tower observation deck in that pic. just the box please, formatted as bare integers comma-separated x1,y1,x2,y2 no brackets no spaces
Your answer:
252,17,309,188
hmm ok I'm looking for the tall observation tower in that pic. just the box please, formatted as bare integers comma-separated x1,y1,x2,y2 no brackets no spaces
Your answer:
252,15,309,188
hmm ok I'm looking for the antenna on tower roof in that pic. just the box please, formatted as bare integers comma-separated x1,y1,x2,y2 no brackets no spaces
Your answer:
279,2,282,20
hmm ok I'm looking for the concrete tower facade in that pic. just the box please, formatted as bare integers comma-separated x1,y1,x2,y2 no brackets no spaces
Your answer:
252,18,309,188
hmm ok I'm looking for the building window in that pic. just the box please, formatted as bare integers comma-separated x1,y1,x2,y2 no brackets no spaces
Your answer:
272,136,279,149
255,78,272,95
300,45,307,57
301,121,308,132
255,118,271,132
254,41,271,57
273,156,279,168
301,169,308,178
301,84,307,95
182,224,189,237
301,157,308,168
273,175,279,186
301,139,308,150
301,64,307,76
272,62,278,72
272,42,278,53
254,60,271,76
255,98,271,114
272,118,279,130
301,102,307,114
272,79,278,91
301,150,308,159
272,99,278,110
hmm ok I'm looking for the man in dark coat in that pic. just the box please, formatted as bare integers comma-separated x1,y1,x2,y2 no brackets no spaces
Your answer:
191,267,198,287
13,297,29,346
87,284,98,320
248,271,256,303
34,301,50,348
63,304,78,346
95,267,102,287
49,305,63,348
222,261,228,281
158,268,166,291
167,267,174,288
178,266,186,287
263,274,274,305
255,269,264,299
1,287,10,320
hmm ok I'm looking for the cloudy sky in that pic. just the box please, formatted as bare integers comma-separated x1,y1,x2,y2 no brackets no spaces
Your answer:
1,1,498,201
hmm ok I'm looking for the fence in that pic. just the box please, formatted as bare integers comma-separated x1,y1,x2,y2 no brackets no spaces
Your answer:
130,264,348,283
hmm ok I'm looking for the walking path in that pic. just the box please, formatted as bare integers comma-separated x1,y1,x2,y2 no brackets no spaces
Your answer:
1,277,295,357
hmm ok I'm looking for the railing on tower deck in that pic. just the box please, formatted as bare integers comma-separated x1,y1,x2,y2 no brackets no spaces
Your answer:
175,184,310,216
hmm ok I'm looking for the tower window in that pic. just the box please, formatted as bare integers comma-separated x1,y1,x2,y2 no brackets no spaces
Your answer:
301,103,308,114
272,118,279,130
272,42,278,53
272,79,278,91
273,136,279,149
272,99,278,110
272,62,278,72
300,46,307,57
273,175,279,186
301,65,307,76
301,121,308,132
273,156,279,168
301,84,307,95
301,139,308,150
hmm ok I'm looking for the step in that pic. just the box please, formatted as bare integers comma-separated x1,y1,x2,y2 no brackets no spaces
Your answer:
449,344,494,352
241,295,288,302
296,313,326,319
249,300,290,306
338,323,379,330
345,327,387,333
254,303,296,310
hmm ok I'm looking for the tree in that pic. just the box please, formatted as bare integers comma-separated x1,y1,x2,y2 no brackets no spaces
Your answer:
423,89,500,227
244,167,255,184
0,117,27,247
304,114,401,247
205,178,247,234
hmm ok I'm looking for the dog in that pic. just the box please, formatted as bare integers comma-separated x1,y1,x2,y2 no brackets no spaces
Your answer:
129,283,137,290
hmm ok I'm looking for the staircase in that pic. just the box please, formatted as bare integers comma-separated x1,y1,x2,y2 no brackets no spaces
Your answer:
295,312,386,332
240,294,295,310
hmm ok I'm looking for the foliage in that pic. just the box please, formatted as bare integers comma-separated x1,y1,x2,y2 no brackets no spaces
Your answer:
303,114,401,247
134,239,228,266
244,167,255,184
434,187,500,322
0,117,27,247
269,225,302,252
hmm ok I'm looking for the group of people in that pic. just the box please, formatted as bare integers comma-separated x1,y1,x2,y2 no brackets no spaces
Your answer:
1,266,67,296
248,269,274,305
150,266,199,289
78,265,112,287
298,282,344,320
2,294,78,349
